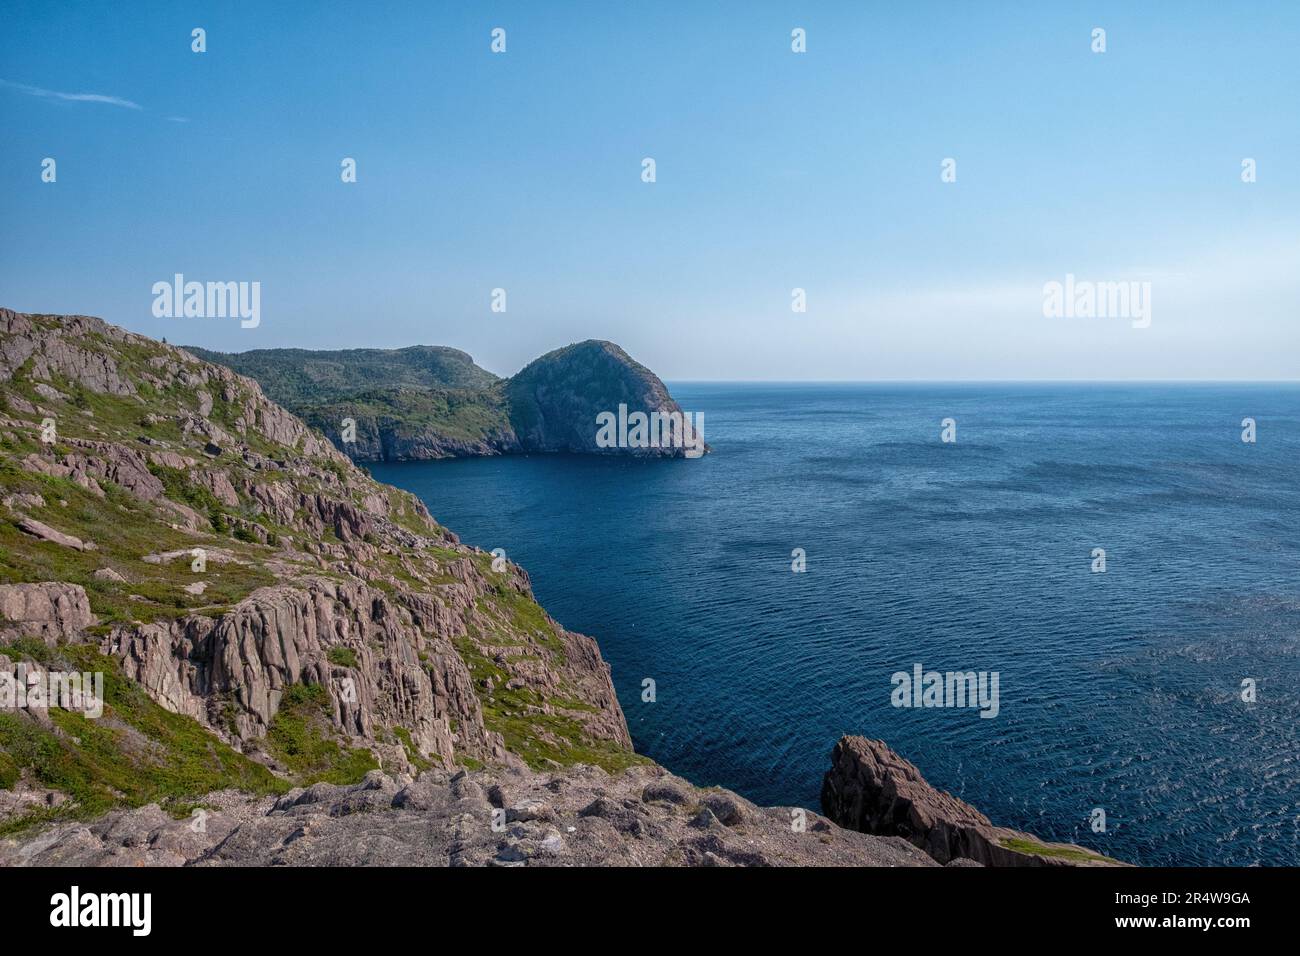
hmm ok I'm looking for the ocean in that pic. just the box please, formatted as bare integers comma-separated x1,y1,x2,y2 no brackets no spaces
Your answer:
370,383,1300,866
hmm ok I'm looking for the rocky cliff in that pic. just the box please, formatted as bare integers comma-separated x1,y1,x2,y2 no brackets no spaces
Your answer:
506,340,702,456
0,309,636,827
188,338,702,461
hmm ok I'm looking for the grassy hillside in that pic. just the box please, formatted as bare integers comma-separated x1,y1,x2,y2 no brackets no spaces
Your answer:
183,344,500,406
298,385,514,447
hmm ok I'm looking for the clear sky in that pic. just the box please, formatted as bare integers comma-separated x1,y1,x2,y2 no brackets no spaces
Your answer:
2,1,1296,380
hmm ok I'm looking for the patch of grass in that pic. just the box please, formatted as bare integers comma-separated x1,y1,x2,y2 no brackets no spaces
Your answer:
148,462,223,515
1000,836,1116,863
480,701,648,774
428,546,465,563
265,683,379,785
452,634,646,775
453,635,510,688
393,726,434,772
0,636,57,666
0,465,275,627
326,646,359,669
477,580,563,655
0,749,20,790
500,588,554,638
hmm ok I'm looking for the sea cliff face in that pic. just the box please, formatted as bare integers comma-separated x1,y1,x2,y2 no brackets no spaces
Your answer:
188,338,701,461
505,340,702,456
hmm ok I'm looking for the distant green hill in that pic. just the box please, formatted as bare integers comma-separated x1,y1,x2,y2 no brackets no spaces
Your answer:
184,340,701,461
183,345,500,406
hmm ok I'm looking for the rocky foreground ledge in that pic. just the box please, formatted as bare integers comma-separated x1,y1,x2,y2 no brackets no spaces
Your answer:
0,736,1122,867
1,762,936,868
822,736,1123,867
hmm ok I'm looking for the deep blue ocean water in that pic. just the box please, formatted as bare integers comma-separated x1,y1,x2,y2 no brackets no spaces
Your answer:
372,383,1300,866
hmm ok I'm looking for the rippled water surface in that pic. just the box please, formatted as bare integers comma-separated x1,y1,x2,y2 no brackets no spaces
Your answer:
372,383,1300,866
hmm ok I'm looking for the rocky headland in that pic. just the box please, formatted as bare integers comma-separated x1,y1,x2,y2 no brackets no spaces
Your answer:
186,339,702,461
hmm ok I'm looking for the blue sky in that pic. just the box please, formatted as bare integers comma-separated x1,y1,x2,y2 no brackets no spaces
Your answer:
2,1,1297,380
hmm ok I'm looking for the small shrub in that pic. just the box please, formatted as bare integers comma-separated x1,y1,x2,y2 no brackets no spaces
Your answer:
327,646,359,669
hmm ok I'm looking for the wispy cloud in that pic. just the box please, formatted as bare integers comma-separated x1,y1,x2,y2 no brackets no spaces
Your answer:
0,78,142,110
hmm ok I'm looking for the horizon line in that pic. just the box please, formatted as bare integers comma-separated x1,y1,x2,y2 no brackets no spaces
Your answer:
664,378,1300,385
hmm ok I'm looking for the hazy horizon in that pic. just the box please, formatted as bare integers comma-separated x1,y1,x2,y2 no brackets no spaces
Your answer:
176,338,1300,384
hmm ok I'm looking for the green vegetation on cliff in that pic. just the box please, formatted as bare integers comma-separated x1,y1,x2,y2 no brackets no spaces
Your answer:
0,645,286,836
265,684,379,786
182,344,499,404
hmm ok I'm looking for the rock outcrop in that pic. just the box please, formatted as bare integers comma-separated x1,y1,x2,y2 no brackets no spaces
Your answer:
821,736,1124,867
0,583,95,644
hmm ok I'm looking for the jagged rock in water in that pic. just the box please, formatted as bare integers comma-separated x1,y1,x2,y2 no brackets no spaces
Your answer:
821,736,1125,867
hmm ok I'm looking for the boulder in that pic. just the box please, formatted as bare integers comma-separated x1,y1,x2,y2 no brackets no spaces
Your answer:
0,582,96,642
17,517,92,551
